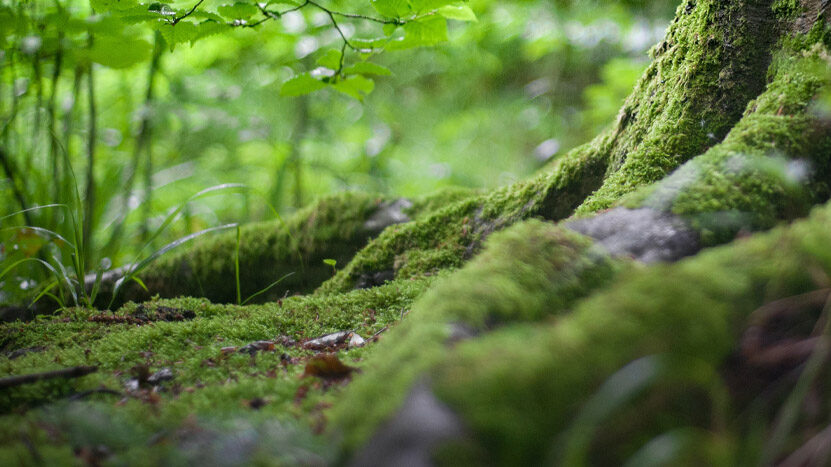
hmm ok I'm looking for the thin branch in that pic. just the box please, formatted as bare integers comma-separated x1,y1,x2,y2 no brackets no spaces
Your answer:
172,0,206,25
0,365,98,389
307,0,402,25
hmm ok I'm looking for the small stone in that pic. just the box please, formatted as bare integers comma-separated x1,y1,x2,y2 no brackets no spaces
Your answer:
147,367,174,384
348,333,366,349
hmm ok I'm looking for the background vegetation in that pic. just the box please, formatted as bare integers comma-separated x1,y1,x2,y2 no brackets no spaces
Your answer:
0,0,674,309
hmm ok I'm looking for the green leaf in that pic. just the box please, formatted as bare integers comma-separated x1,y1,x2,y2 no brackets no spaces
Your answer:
437,5,477,22
194,21,226,41
351,37,392,50
90,0,140,13
158,21,198,50
388,16,448,50
280,73,327,97
316,49,342,70
332,75,375,101
147,3,176,17
87,35,152,68
267,0,302,6
190,10,226,22
371,0,410,18
323,259,337,267
343,62,392,76
382,23,398,36
218,2,259,19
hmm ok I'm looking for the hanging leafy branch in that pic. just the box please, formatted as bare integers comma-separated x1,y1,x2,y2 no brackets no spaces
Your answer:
86,0,477,100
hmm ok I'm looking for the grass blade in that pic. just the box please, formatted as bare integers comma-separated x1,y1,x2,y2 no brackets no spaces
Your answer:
241,272,295,305
110,223,237,308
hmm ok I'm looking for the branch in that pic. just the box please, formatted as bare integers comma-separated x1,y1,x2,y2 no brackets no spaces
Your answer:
0,365,98,389
307,1,403,25
172,0,206,25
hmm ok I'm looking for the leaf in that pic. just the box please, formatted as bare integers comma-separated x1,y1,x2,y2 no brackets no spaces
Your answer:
387,16,448,50
194,21,226,41
158,21,198,50
343,62,392,77
371,0,410,18
437,5,477,22
316,49,342,70
411,0,456,13
382,23,398,36
280,73,327,97
351,37,392,50
323,258,337,267
218,2,259,19
301,353,357,380
90,0,140,13
332,75,375,101
147,3,176,17
190,10,226,22
267,0,302,6
87,35,152,68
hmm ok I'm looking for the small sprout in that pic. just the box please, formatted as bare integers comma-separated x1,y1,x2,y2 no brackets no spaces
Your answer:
323,258,337,274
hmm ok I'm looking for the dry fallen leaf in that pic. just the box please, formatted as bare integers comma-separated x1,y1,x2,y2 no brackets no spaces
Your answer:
301,353,357,380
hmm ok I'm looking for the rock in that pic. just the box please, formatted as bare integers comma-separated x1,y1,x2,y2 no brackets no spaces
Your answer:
363,198,413,233
147,367,175,385
355,270,395,289
348,381,466,467
565,207,700,263
302,331,352,351
348,333,366,349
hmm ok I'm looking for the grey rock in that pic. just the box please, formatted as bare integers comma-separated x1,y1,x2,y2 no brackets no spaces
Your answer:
565,207,700,263
349,381,466,467
355,269,396,289
363,198,413,233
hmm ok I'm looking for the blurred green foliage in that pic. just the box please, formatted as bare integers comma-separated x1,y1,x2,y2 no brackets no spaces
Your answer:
0,0,676,306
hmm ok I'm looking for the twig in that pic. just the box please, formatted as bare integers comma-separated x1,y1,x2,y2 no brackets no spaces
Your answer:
307,1,402,25
0,365,98,389
66,387,123,401
172,0,206,25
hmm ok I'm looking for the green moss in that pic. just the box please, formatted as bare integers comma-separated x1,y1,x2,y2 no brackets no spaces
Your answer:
103,192,391,308
622,45,831,243
330,219,623,453
0,275,437,461
317,142,610,293
574,0,779,214
404,186,481,219
772,0,802,20
427,200,831,465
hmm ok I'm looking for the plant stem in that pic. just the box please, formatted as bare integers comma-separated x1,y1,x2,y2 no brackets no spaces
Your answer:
105,32,163,253
47,38,63,225
0,146,32,225
82,36,97,267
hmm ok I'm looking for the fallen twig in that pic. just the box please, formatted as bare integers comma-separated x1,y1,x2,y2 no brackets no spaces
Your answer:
0,365,98,389
66,387,122,401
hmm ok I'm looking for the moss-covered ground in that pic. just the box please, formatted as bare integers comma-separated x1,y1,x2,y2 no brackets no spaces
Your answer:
3,1,831,465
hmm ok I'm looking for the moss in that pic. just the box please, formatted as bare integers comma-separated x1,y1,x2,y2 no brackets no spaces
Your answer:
573,0,780,214
330,219,623,453
100,192,391,308
0,275,437,461
407,200,831,465
622,44,831,244
317,143,610,293
404,186,481,219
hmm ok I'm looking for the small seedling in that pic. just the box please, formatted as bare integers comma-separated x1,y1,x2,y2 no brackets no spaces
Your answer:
323,258,337,274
